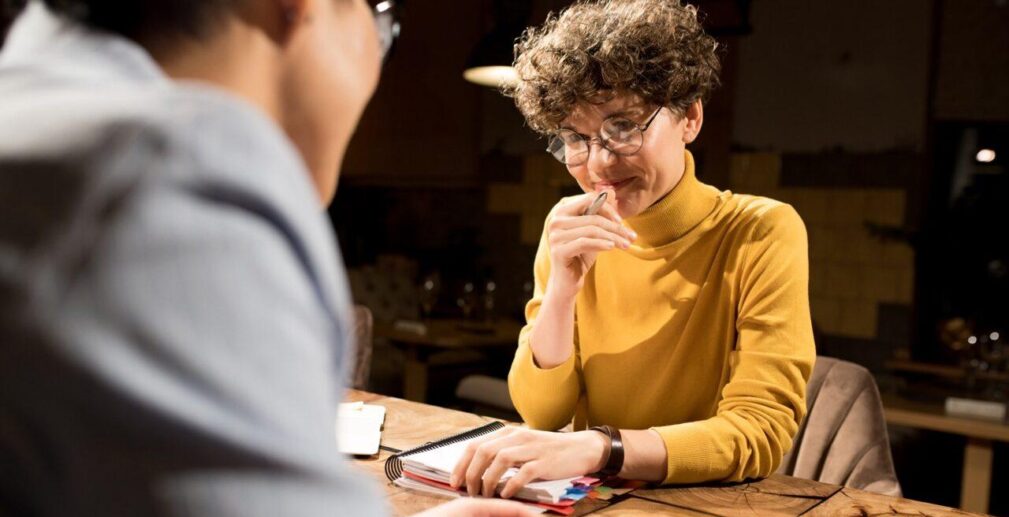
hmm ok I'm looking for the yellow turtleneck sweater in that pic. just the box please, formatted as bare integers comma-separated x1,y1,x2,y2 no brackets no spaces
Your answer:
508,152,815,485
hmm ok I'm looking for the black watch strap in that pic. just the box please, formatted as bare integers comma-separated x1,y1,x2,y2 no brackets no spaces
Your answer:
589,425,624,477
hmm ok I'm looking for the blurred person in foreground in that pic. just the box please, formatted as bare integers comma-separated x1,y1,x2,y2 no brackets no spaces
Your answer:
0,0,531,515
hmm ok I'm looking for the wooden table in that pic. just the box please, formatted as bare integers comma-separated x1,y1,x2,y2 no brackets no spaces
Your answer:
347,390,979,516
374,318,523,402
883,392,1009,514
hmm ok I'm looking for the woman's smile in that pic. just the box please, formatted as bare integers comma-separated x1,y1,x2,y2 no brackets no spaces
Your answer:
595,176,634,191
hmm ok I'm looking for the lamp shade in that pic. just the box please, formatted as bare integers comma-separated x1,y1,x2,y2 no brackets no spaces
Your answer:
463,0,529,89
463,65,518,88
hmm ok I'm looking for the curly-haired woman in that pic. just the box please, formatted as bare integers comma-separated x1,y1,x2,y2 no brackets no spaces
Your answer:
450,0,815,498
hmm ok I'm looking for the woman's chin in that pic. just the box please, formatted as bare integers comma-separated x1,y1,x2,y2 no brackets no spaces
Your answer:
616,199,643,219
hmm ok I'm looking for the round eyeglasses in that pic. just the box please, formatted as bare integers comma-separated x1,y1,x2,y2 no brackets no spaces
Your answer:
546,107,664,166
373,0,401,65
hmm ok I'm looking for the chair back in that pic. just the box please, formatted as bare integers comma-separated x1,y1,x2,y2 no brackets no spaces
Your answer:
350,305,373,390
778,357,901,496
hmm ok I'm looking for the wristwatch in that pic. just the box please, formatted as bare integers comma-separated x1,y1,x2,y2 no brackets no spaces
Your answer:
589,425,624,477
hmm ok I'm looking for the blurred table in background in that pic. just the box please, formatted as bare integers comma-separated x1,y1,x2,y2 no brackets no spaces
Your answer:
886,358,1009,384
374,318,523,402
883,391,1009,514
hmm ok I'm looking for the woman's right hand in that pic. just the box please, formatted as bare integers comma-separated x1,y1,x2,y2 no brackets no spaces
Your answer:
546,192,637,299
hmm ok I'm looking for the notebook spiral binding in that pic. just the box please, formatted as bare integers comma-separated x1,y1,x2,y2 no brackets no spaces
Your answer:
384,421,505,481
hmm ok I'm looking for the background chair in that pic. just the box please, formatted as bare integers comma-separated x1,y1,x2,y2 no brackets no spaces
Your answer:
455,374,519,420
777,356,902,496
350,305,374,390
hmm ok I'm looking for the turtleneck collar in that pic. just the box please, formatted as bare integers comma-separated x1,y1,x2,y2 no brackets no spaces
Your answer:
624,150,721,248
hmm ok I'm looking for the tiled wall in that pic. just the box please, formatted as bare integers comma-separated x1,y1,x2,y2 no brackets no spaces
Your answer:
488,155,578,244
335,150,919,367
729,153,915,344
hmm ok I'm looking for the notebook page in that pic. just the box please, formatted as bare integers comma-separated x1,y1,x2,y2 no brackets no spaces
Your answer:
401,438,471,473
401,435,580,500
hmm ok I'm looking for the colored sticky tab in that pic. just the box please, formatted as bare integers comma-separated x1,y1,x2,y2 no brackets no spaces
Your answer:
587,485,614,500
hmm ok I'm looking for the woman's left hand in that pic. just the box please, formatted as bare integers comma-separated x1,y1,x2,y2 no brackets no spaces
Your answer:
448,427,608,499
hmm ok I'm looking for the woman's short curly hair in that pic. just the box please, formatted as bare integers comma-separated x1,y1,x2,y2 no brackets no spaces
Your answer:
505,0,721,134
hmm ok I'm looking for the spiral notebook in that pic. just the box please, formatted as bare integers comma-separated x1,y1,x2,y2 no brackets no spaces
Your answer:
384,422,600,515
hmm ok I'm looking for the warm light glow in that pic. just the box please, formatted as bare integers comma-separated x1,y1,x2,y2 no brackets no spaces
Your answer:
976,149,996,163
968,336,978,345
463,66,519,88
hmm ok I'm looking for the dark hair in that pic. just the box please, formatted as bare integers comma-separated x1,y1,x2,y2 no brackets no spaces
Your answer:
40,0,244,41
506,0,721,135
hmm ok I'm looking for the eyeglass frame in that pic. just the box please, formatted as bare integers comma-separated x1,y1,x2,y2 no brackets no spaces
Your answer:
546,106,665,166
372,0,401,65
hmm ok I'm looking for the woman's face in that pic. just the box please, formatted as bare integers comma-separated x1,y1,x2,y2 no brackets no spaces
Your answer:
560,93,703,218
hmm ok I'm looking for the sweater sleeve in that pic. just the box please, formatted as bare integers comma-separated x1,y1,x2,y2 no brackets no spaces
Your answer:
507,207,582,431
652,204,816,484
